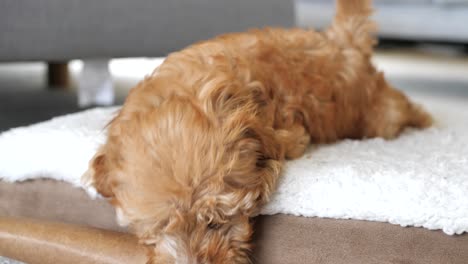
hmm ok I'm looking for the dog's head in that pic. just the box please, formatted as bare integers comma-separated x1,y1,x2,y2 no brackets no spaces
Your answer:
84,92,281,263
142,197,254,264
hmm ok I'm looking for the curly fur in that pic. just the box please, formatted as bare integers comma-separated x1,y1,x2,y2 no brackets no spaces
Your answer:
84,0,432,263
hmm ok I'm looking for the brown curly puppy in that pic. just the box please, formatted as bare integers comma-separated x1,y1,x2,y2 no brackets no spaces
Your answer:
83,0,432,263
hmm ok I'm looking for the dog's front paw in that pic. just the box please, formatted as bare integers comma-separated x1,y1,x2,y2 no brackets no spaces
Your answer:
276,125,310,159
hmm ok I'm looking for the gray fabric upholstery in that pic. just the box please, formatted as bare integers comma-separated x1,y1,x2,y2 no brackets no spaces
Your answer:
0,0,294,62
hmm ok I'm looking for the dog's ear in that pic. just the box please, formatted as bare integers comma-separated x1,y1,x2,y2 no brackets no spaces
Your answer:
82,149,115,198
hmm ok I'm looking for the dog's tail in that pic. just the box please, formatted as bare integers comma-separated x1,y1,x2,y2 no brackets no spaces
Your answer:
328,0,377,54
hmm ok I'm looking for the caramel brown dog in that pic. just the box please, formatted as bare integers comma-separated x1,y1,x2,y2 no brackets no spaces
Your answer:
84,0,432,263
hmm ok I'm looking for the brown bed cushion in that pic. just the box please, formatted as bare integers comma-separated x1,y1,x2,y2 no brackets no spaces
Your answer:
1,179,468,264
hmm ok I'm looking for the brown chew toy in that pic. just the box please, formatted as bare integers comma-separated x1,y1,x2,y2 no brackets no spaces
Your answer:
0,216,148,264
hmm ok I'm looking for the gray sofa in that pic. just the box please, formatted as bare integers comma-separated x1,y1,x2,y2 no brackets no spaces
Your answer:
3,0,466,63
0,0,294,62
296,0,468,43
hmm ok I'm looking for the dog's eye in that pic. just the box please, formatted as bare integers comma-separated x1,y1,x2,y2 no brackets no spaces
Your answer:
207,222,222,230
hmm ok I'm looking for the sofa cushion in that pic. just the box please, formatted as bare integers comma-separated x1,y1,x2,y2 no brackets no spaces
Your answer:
0,0,294,62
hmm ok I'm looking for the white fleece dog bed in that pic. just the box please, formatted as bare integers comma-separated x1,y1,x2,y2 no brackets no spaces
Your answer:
1,94,467,235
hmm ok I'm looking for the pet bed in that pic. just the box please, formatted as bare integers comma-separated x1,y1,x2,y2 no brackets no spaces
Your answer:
1,93,468,263
2,179,468,264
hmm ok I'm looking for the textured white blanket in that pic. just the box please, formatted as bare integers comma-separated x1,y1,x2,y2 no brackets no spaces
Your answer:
1,94,467,235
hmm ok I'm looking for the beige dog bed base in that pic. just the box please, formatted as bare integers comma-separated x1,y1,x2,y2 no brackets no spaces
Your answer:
2,179,468,264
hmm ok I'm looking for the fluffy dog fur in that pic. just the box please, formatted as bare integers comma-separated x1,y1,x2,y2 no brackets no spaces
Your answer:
84,0,432,263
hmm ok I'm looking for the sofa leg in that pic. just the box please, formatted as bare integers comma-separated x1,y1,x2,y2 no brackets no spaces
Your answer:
47,62,70,89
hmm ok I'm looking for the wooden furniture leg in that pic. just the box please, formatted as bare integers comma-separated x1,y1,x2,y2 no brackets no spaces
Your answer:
47,62,70,89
